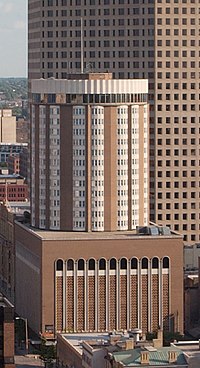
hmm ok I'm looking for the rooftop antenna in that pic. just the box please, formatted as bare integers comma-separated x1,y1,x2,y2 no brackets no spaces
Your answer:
81,18,84,73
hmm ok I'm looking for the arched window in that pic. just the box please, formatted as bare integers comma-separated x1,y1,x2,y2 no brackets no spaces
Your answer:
163,257,169,268
131,258,138,269
89,259,95,270
110,258,116,270
78,259,85,270
142,257,148,269
120,258,127,269
67,259,74,271
56,259,63,271
99,258,106,270
152,257,159,269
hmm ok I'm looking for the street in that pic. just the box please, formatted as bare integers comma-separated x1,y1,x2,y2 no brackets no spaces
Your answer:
15,353,43,368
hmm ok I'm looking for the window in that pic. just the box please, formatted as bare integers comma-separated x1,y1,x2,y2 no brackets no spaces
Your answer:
89,259,95,270
152,257,159,268
163,257,169,268
56,259,63,271
78,259,85,270
142,258,148,269
67,259,74,270
99,258,106,270
110,258,116,269
120,258,127,269
131,258,138,269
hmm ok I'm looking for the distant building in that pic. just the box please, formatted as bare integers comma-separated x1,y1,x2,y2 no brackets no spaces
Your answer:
19,148,28,182
184,244,200,271
184,275,199,334
7,154,20,175
0,110,16,143
0,294,15,368
15,222,184,337
16,118,28,144
0,143,28,163
0,174,28,202
7,149,28,182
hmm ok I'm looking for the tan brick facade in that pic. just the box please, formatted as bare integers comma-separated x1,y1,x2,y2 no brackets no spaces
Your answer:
15,223,184,337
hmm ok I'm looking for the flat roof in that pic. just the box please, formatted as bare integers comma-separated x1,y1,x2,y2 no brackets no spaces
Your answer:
15,222,182,242
60,333,110,355
0,143,27,146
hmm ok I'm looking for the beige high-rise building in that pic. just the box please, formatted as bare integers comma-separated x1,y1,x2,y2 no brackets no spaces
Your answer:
28,0,200,244
0,110,16,143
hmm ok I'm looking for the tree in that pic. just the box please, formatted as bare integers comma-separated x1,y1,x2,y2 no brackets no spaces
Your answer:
15,319,25,348
39,338,56,368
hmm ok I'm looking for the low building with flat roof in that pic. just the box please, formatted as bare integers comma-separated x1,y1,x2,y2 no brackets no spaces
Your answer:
0,143,27,163
0,174,28,202
57,331,188,368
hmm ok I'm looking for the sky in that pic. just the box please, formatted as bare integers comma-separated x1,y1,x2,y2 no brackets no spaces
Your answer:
0,0,27,78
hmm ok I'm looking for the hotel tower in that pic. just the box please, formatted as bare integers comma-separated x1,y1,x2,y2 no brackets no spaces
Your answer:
30,74,149,231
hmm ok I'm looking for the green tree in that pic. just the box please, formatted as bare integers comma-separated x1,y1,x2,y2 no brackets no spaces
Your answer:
15,319,25,348
39,338,56,368
163,332,184,346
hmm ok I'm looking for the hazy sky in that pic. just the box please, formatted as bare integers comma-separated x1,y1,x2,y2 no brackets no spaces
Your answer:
0,0,27,77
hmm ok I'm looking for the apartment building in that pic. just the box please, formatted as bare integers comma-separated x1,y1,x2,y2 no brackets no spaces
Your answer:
28,0,200,244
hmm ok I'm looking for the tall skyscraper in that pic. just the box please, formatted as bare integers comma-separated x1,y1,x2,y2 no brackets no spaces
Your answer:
28,0,200,244
13,2,185,336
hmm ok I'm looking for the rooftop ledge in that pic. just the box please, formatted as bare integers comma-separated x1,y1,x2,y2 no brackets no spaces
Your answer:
15,221,182,241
